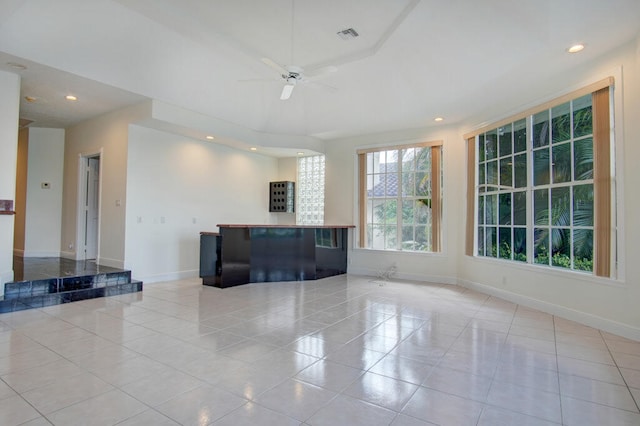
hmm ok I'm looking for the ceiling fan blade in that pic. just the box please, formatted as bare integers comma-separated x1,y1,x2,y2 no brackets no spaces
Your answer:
261,57,288,75
280,83,295,100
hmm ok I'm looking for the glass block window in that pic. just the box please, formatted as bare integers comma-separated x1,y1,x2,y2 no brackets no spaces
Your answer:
297,155,325,225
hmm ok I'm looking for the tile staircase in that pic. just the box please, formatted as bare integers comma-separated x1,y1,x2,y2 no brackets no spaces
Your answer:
1,258,143,313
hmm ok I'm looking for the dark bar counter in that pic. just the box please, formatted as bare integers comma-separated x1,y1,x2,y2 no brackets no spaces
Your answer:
199,225,353,288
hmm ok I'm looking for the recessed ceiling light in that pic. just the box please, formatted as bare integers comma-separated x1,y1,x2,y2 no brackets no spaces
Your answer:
567,44,585,53
297,152,304,156
434,117,444,122
205,135,214,140
65,95,77,101
250,147,257,151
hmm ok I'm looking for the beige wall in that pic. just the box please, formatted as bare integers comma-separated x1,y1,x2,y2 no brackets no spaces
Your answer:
13,128,28,254
23,128,65,257
0,70,20,287
61,102,151,267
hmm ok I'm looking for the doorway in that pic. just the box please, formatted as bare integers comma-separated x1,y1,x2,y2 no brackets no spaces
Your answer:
78,154,100,261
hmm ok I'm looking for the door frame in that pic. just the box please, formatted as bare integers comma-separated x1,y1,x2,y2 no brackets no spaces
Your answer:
75,149,103,261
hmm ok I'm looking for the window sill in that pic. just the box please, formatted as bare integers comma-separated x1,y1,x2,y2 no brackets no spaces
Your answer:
467,255,625,288
352,247,445,257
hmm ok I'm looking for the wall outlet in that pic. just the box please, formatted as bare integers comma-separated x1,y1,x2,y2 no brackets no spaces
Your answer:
41,182,50,189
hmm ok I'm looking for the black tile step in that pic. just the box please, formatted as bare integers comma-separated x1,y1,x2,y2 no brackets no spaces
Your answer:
0,280,143,313
4,271,132,300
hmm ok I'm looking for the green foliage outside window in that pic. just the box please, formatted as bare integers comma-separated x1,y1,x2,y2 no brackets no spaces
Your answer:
477,94,596,273
367,147,437,251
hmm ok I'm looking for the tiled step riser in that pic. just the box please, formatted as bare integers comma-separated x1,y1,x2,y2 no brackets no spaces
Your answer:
0,281,143,313
4,271,131,300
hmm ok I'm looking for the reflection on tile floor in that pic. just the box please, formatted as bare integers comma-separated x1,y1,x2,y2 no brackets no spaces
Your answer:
0,275,638,425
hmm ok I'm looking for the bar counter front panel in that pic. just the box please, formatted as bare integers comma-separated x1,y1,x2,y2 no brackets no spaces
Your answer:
200,225,351,288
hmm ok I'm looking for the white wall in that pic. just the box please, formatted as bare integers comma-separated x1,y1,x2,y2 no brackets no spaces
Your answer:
23,128,65,257
124,124,280,282
324,37,640,340
459,39,639,339
0,70,20,286
61,102,151,267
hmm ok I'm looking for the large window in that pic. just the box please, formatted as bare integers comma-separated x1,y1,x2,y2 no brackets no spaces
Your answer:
358,142,442,252
468,79,615,277
297,155,325,225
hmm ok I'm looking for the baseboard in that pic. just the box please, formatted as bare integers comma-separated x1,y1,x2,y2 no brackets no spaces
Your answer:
21,250,62,258
97,257,125,269
137,269,199,284
60,251,76,260
347,266,457,285
458,278,640,342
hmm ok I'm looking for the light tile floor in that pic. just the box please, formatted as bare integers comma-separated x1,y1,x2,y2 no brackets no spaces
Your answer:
0,275,639,425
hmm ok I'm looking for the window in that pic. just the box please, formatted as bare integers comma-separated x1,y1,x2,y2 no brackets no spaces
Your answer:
467,79,614,277
297,155,325,225
358,142,442,252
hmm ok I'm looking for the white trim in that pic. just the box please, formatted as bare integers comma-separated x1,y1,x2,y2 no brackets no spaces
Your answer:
467,252,625,288
75,149,103,261
347,268,457,286
136,269,198,284
471,67,624,280
458,277,640,341
20,250,62,258
610,66,625,281
60,250,76,260
97,256,124,269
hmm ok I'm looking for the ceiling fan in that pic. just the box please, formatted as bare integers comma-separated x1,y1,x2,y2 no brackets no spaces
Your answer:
260,57,337,100
244,0,337,100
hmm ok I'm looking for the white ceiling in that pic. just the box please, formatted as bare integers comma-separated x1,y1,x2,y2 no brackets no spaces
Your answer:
1,0,639,148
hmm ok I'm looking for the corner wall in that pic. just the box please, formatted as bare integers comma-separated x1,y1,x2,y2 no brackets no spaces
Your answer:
13,128,28,255
61,102,151,267
0,70,20,286
23,128,65,257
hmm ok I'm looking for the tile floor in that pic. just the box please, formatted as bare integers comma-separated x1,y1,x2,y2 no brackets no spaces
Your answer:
0,275,639,425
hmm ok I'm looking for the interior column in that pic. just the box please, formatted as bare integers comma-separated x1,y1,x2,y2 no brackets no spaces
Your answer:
0,70,21,287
